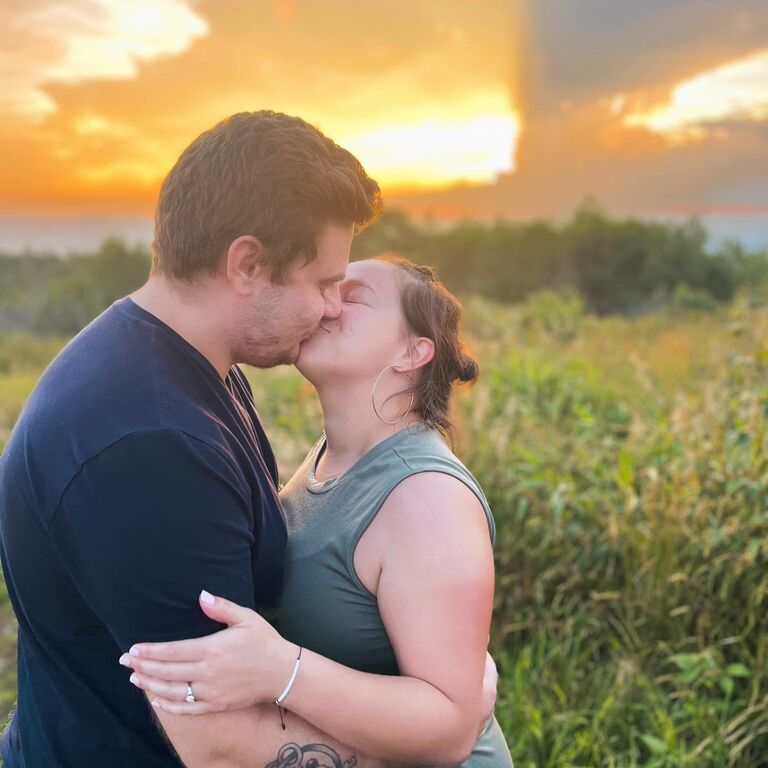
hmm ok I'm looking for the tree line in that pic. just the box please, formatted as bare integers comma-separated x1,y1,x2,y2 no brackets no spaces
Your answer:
352,204,768,315
0,238,150,335
1,205,766,335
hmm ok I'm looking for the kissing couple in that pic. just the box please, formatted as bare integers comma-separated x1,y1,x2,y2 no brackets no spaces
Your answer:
0,110,513,768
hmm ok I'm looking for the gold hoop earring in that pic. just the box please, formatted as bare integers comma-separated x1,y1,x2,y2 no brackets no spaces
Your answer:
371,365,414,425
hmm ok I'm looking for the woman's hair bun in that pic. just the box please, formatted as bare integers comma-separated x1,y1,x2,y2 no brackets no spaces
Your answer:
457,354,479,383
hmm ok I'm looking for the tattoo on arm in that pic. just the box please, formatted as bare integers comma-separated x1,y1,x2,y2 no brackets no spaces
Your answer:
265,742,357,768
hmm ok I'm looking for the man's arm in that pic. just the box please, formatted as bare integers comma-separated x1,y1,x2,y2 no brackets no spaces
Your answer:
52,430,259,642
50,429,381,766
154,702,389,768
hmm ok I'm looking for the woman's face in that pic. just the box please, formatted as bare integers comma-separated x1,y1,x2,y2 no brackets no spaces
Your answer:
296,259,410,385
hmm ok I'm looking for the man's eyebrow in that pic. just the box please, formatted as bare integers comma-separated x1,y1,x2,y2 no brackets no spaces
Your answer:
321,272,347,285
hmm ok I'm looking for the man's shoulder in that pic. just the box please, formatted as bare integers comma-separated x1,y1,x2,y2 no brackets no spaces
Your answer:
79,427,246,481
19,299,233,450
49,427,252,528
26,301,158,415
14,306,162,457
4,302,244,524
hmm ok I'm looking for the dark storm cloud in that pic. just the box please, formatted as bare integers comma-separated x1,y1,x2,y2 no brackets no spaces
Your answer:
389,0,768,221
520,0,768,111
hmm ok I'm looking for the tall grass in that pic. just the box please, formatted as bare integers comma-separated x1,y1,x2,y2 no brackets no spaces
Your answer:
456,293,768,766
0,296,766,765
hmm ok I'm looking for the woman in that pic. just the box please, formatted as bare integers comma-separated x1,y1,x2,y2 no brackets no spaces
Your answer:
123,256,513,766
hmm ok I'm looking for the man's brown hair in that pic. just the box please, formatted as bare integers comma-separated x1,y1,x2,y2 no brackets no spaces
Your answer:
152,110,381,282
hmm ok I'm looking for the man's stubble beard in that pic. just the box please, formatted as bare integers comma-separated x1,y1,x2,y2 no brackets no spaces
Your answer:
237,341,296,369
230,290,303,369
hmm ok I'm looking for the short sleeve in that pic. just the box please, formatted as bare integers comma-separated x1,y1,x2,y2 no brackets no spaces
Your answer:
49,429,256,651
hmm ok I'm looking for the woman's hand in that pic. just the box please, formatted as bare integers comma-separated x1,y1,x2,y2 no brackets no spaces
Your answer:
119,590,297,715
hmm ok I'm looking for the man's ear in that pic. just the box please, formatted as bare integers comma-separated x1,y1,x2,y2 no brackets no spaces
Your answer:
225,236,268,295
397,337,434,373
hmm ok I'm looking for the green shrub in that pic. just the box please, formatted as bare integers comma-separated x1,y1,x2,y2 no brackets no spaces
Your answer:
670,284,717,313
519,289,586,342
454,304,768,766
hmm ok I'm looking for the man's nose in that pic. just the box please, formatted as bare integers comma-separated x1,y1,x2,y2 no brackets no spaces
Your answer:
323,286,342,319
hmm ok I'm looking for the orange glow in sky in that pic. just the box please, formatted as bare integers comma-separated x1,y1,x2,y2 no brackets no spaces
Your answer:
624,48,768,141
1,1,766,226
338,109,520,190
0,0,517,213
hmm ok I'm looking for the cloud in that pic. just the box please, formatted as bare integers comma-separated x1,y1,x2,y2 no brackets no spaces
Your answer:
1,0,766,227
0,0,207,120
519,0,768,113
476,0,768,218
0,0,516,211
624,48,768,139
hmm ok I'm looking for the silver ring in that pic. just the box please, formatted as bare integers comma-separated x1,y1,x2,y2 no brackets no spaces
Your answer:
186,683,195,704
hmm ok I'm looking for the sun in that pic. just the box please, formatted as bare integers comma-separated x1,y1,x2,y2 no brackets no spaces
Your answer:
340,114,520,191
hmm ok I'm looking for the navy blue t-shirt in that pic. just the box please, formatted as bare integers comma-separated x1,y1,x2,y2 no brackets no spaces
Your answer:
0,298,287,766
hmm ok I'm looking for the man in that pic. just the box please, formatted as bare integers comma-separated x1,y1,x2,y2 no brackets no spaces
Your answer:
0,111,383,766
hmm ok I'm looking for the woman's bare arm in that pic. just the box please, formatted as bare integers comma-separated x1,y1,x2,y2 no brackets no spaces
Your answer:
278,472,495,763
126,473,495,764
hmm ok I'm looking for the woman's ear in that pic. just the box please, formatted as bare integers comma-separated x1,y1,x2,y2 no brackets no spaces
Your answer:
397,337,434,373
226,235,267,295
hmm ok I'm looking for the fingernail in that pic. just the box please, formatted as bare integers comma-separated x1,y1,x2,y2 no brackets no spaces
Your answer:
129,674,139,686
129,647,140,657
200,590,215,606
119,654,131,667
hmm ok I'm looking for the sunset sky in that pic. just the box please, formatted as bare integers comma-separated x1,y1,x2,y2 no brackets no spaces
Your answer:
1,0,767,249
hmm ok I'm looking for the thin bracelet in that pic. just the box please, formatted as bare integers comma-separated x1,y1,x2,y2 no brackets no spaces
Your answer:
276,646,302,730
275,646,303,705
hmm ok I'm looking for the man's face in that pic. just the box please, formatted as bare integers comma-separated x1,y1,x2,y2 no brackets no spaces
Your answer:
233,222,353,368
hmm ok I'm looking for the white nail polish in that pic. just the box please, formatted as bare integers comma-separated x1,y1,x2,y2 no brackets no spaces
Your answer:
200,590,215,605
129,674,139,686
119,655,131,667
129,647,140,657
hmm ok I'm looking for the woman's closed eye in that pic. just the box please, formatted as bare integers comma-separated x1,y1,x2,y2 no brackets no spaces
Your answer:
342,290,366,305
340,278,375,306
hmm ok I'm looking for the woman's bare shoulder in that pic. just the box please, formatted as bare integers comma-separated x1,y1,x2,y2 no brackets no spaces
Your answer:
377,471,490,551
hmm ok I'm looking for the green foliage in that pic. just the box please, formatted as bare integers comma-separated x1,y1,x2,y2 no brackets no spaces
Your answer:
0,238,150,335
353,205,768,316
0,210,765,339
452,301,768,767
2,297,768,765
519,289,586,342
0,335,67,375
669,284,718,314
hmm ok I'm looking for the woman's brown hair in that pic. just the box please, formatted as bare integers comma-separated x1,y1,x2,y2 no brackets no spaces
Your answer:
376,255,478,438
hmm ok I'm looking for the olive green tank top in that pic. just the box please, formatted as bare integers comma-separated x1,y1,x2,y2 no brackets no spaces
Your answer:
275,424,513,767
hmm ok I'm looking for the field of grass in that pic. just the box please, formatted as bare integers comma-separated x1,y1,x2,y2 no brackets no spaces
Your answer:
0,294,766,766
